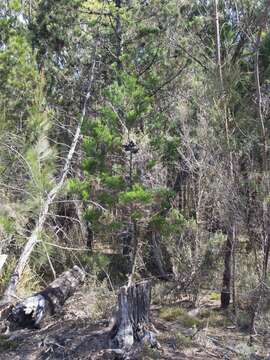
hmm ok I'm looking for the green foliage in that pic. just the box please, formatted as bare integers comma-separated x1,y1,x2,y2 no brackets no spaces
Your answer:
236,311,253,332
209,292,220,301
104,72,152,130
173,333,192,348
21,78,56,215
82,253,110,274
199,309,232,328
165,208,186,234
0,30,38,130
82,120,122,175
79,253,129,285
30,0,83,65
159,306,186,321
89,279,117,321
141,344,161,359
0,336,19,351
101,174,125,191
1,0,269,334
149,215,167,232
160,136,181,162
0,257,16,294
138,25,160,37
159,306,201,328
17,265,41,297
119,184,152,204
0,216,15,235
153,187,175,208
84,205,101,222
261,32,270,78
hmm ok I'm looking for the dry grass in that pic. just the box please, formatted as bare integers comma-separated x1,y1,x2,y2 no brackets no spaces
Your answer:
159,306,202,328
198,309,233,328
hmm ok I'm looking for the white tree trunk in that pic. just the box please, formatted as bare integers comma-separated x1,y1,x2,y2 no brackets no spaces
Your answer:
0,255,7,274
1,53,96,304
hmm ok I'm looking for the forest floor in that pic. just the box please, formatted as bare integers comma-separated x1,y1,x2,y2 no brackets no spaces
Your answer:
0,285,269,360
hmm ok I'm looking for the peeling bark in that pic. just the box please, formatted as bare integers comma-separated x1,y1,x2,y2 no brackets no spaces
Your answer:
110,281,158,350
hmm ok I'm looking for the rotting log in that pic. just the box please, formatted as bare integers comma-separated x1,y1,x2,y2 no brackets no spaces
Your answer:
110,281,159,350
7,265,85,329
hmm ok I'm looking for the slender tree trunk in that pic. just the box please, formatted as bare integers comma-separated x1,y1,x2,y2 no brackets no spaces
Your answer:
1,52,97,304
214,0,223,92
73,138,93,250
249,4,270,332
214,0,232,309
149,231,167,279
128,220,138,286
214,0,237,310
115,0,123,71
254,29,269,281
74,198,93,251
0,255,7,274
232,225,237,313
221,228,233,309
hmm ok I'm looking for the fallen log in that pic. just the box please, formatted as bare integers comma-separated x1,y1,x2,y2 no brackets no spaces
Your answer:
110,281,159,351
7,265,85,329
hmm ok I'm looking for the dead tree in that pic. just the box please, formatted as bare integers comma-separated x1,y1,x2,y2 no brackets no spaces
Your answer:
0,254,7,274
1,50,96,305
110,281,158,350
7,266,85,329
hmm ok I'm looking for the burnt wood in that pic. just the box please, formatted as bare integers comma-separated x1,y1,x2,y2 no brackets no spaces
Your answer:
8,265,85,329
111,281,158,350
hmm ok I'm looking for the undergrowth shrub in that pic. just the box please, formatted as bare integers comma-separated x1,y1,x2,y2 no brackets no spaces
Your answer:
0,336,19,351
158,331,192,349
89,280,117,321
159,306,201,327
199,309,232,327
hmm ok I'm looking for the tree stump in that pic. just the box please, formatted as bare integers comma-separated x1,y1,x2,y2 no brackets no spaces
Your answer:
111,281,158,350
7,265,85,329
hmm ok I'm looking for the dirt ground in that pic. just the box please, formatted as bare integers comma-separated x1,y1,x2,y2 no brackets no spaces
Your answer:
0,288,269,360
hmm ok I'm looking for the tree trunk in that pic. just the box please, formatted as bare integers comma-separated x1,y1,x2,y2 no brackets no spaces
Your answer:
110,281,157,350
249,9,270,331
214,0,223,92
74,197,93,251
7,265,85,329
128,219,138,286
214,0,237,311
115,0,123,71
221,228,233,309
0,255,7,274
147,230,172,280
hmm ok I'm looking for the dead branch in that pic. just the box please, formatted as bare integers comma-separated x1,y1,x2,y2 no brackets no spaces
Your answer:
1,48,96,305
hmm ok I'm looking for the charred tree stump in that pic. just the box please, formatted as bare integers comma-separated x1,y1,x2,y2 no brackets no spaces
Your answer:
110,281,158,350
7,265,85,329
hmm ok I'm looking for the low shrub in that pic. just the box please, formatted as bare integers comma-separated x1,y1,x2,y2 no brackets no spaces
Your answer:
209,292,220,301
159,306,201,327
